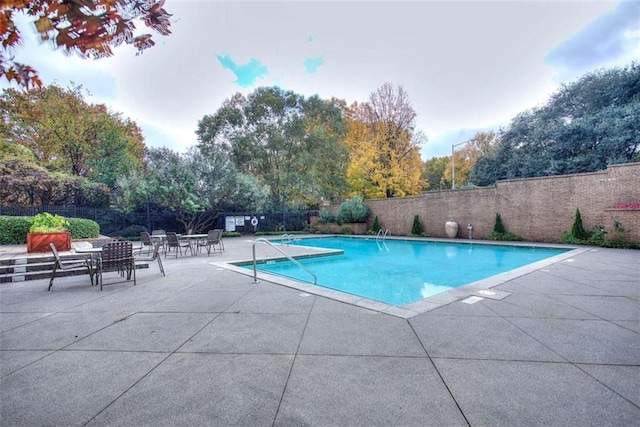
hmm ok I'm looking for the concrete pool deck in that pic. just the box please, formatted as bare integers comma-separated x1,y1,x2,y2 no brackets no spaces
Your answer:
1,237,639,425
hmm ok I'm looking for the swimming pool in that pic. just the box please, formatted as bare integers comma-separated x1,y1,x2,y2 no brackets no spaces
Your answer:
249,237,570,306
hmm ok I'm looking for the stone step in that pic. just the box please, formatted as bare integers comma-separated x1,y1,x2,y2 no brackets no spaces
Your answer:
0,256,149,283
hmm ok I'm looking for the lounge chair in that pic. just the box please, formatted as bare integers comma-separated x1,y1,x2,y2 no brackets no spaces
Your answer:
135,241,165,276
48,243,94,291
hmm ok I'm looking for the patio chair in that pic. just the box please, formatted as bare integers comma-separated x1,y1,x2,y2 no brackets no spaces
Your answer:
95,241,136,290
140,231,154,254
92,238,119,248
165,232,192,258
135,241,165,276
215,229,225,252
48,243,94,291
197,229,224,256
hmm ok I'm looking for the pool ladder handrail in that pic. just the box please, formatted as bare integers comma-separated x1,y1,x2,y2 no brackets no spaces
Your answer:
252,238,317,285
280,234,295,245
376,228,390,241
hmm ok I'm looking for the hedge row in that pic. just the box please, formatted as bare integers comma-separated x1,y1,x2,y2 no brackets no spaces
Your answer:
0,216,100,245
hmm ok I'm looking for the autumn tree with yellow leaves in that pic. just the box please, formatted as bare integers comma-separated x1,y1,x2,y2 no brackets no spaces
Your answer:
441,131,499,188
344,83,424,198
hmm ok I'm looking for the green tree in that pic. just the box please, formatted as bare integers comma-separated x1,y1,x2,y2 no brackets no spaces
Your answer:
112,147,269,232
0,139,109,206
0,84,145,185
197,87,348,210
423,156,450,190
470,63,640,185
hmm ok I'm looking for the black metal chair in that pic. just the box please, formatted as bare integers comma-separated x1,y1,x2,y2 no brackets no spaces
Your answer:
48,243,93,291
95,241,136,290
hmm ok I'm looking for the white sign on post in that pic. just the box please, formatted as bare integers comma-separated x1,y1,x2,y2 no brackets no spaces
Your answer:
225,216,236,232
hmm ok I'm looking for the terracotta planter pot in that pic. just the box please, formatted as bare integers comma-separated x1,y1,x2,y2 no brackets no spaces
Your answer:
27,232,71,253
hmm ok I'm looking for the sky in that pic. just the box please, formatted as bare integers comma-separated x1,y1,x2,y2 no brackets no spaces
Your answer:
3,0,639,160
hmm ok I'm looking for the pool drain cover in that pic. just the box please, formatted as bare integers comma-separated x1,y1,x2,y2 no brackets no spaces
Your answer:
462,296,484,304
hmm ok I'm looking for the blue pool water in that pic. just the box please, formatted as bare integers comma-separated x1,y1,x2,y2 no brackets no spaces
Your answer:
251,237,568,306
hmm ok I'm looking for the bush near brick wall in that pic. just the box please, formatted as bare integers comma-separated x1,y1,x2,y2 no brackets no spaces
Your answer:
365,163,640,243
309,217,368,234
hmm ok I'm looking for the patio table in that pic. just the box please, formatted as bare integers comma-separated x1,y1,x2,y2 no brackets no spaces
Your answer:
179,234,208,255
75,245,143,254
75,245,143,264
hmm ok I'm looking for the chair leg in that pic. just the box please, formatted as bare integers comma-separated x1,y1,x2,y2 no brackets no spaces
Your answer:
132,260,136,286
156,256,165,276
48,263,58,291
87,263,94,286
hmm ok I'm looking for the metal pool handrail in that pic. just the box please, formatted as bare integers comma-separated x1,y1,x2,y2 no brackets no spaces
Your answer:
252,238,317,285
376,228,390,241
280,234,295,245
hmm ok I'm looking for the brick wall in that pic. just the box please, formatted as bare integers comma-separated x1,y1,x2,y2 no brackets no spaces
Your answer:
364,163,640,243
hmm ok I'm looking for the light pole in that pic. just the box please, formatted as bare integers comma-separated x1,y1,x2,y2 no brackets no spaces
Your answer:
451,139,471,189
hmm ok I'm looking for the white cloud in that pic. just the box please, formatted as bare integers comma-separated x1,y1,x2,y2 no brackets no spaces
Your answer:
2,1,635,160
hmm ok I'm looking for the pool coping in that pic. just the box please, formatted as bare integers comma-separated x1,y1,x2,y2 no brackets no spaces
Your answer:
213,236,588,319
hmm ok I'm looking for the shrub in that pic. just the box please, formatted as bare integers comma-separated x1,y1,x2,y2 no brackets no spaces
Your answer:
608,220,627,245
318,209,338,223
29,212,69,233
340,226,354,235
560,221,639,249
0,216,32,245
67,218,100,239
337,195,370,223
0,215,100,244
411,215,423,236
371,216,381,233
119,224,147,239
485,231,523,241
570,208,589,240
493,213,506,234
486,213,522,241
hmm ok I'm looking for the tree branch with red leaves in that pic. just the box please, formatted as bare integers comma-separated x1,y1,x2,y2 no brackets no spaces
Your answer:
1,0,172,88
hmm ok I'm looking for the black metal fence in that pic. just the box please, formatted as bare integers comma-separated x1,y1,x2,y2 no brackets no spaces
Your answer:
0,204,177,236
1,205,317,237
214,211,318,234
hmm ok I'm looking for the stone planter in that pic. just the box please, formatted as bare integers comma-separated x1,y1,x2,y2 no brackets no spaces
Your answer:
445,221,459,238
26,232,71,253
